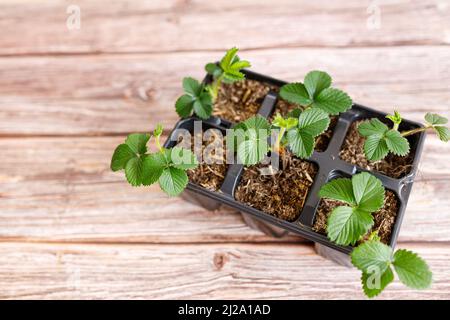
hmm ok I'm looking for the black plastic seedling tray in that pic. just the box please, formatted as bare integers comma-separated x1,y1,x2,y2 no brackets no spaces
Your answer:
164,69,426,262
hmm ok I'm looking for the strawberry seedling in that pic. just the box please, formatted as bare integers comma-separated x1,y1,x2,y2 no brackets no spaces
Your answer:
231,108,330,165
111,124,198,196
351,237,432,298
175,47,251,120
319,171,432,297
204,47,251,100
279,70,353,115
358,111,449,161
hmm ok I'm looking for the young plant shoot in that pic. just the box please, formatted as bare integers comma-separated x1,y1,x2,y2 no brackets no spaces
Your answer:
175,47,251,120
319,171,432,297
351,237,432,298
279,70,353,115
110,124,198,196
232,108,330,165
318,172,384,246
205,47,251,100
358,111,449,161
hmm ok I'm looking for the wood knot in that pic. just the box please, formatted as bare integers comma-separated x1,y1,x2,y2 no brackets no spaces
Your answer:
213,252,229,270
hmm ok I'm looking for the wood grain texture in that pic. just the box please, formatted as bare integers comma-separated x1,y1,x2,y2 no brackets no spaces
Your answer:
1,0,449,300
0,0,449,56
0,135,448,243
0,242,448,300
0,46,449,135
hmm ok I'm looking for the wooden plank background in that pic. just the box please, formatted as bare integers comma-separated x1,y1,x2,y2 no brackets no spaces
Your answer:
0,0,449,299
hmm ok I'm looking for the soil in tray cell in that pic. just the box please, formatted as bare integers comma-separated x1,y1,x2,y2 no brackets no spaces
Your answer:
213,79,276,123
178,130,227,192
339,120,414,179
234,151,318,222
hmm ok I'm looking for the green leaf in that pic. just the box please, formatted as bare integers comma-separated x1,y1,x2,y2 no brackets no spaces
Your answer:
433,126,449,142
361,266,394,298
287,108,303,119
358,118,388,137
297,108,330,137
168,147,198,170
351,240,392,274
364,134,389,161
425,113,448,125
237,139,268,165
272,113,298,130
205,63,222,78
235,115,270,165
385,130,410,156
304,70,332,98
352,172,385,212
111,144,135,171
230,60,251,71
286,128,314,158
243,114,271,132
192,92,213,119
175,94,194,118
223,72,245,82
125,156,144,187
158,167,189,197
183,77,202,96
393,249,432,289
279,83,312,106
386,111,402,125
313,88,353,115
327,206,374,246
220,47,239,70
318,178,356,206
142,152,166,186
125,133,150,155
227,122,247,152
153,123,163,137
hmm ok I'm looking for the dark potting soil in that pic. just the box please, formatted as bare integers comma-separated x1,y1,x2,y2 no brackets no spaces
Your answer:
179,131,227,192
234,151,318,222
212,79,276,123
271,99,338,152
312,190,399,244
340,120,414,178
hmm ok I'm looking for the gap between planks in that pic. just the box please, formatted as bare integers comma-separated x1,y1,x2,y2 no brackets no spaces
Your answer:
0,42,449,59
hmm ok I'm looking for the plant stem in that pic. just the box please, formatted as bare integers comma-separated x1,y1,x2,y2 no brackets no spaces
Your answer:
211,74,223,101
155,134,163,152
400,125,430,137
273,127,286,153
393,123,399,131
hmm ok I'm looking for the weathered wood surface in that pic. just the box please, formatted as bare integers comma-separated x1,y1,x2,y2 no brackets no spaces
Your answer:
0,242,449,300
0,0,449,56
0,0,449,300
0,46,449,135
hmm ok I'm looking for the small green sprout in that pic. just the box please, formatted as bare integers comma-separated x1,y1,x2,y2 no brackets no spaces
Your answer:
385,110,402,131
111,124,198,196
272,113,298,153
279,70,353,115
358,111,449,161
205,47,251,100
